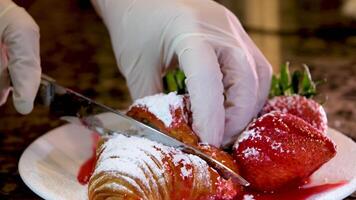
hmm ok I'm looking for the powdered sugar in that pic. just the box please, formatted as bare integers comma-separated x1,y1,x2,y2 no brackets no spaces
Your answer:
172,154,193,178
262,95,328,134
130,92,185,127
187,154,212,188
234,128,262,149
242,147,260,159
180,165,192,178
171,153,208,179
91,133,212,195
98,182,134,195
243,194,255,200
271,141,285,153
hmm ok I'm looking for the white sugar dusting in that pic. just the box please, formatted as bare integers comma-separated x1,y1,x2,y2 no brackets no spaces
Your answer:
180,165,192,178
242,147,260,159
243,194,255,200
264,95,328,134
188,154,212,188
92,134,212,194
172,154,193,178
130,92,185,127
101,182,133,195
234,128,262,149
271,141,285,153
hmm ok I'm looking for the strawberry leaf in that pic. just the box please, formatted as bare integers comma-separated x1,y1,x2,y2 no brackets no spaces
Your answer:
163,71,178,93
175,70,186,94
300,64,316,98
279,62,292,95
291,70,302,94
270,75,278,97
163,69,187,94
269,62,321,99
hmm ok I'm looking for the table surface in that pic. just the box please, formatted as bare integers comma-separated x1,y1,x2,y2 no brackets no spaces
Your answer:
1,0,356,199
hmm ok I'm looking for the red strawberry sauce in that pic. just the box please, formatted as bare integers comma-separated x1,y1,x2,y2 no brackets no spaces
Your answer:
77,133,100,185
240,180,347,200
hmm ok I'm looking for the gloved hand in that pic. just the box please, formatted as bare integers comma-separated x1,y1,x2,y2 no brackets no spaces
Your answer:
0,0,40,114
92,0,272,147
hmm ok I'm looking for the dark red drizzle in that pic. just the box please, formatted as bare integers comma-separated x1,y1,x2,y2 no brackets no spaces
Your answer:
241,181,347,200
77,133,100,185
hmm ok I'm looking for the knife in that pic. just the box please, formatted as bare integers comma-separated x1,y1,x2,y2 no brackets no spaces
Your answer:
37,74,250,187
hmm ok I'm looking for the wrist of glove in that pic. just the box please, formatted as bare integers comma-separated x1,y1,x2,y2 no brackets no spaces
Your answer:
0,0,41,114
92,0,272,147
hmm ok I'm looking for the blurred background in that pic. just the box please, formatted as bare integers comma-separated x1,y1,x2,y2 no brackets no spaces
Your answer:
220,0,356,138
0,0,355,198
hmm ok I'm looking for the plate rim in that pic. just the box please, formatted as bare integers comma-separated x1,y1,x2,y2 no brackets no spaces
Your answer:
18,124,76,200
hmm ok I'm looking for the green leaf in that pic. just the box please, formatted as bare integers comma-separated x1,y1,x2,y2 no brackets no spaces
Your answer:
268,62,322,99
175,70,186,94
300,64,316,98
279,62,292,95
291,70,302,94
163,69,187,94
164,71,178,93
270,74,281,97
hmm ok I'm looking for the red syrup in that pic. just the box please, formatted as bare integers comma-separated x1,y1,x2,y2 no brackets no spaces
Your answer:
241,181,347,200
77,133,100,185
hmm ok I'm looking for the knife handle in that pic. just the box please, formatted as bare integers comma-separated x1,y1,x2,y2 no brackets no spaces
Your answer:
36,75,56,106
36,74,91,117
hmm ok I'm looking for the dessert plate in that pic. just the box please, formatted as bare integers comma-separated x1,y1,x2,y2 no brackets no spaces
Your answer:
19,112,356,200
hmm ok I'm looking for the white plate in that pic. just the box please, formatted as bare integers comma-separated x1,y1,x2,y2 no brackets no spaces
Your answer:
19,112,356,200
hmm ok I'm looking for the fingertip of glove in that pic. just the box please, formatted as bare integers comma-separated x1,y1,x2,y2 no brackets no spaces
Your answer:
13,99,33,114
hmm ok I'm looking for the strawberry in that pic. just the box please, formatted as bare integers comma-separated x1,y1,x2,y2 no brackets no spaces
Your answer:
260,95,327,133
233,112,336,192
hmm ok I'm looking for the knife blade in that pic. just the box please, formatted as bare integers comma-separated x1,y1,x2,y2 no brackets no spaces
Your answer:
37,74,250,187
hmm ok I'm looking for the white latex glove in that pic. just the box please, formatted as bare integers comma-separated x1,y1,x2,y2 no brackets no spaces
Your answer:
92,0,272,147
0,0,40,114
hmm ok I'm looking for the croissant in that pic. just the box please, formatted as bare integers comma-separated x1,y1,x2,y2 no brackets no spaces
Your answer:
88,92,242,199
88,134,240,200
127,92,199,146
